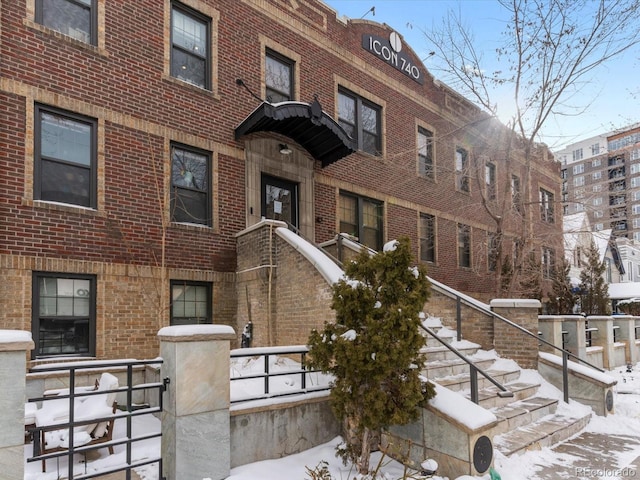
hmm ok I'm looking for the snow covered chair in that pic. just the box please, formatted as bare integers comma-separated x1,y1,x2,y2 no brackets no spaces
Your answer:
35,372,119,472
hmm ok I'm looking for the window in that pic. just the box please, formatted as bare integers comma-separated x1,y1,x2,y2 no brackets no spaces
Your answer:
595,223,603,231
631,164,640,174
593,184,602,192
573,176,585,187
632,177,640,188
171,2,210,89
419,213,435,262
171,144,211,225
593,197,602,206
417,127,434,179
592,147,601,158
561,169,567,180
339,192,383,251
338,89,381,155
633,204,640,215
265,49,293,102
540,188,554,223
457,224,471,268
485,162,496,200
455,147,470,192
574,203,584,212
572,149,583,161
511,175,522,213
595,210,603,218
542,247,555,279
35,105,96,208
32,273,95,358
573,163,584,174
592,171,602,180
632,149,640,161
635,191,640,201
487,232,499,272
634,218,640,228
170,281,212,325
36,0,96,44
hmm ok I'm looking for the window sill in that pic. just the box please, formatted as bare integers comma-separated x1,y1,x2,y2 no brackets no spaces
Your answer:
24,199,103,216
170,221,218,234
161,75,220,100
23,19,108,57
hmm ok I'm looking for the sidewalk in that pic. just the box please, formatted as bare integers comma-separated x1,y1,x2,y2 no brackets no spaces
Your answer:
507,430,640,479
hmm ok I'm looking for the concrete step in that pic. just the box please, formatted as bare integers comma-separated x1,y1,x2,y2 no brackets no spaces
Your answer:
434,368,522,393
489,397,559,436
493,411,592,457
423,357,495,379
474,381,541,409
422,343,480,362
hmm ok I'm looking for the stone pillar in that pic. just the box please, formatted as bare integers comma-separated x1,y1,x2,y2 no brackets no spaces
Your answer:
562,315,587,361
0,330,34,480
159,325,236,480
587,316,614,369
490,299,541,369
613,315,637,365
538,316,564,353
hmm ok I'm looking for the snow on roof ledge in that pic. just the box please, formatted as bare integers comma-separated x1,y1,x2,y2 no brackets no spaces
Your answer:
276,227,345,285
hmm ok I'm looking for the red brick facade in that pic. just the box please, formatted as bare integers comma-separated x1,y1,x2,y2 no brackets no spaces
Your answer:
0,0,561,361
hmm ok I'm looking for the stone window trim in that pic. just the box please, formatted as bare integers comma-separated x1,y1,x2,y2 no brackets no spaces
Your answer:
417,124,435,180
26,0,106,52
31,272,97,359
163,0,220,97
260,36,301,103
34,103,98,209
170,280,213,325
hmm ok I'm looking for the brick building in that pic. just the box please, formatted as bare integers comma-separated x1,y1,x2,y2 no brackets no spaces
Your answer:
0,0,562,361
557,124,640,241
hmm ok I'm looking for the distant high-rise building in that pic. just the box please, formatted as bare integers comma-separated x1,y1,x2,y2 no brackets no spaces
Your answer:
557,124,640,240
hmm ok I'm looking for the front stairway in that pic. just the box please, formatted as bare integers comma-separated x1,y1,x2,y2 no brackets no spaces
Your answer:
414,318,593,470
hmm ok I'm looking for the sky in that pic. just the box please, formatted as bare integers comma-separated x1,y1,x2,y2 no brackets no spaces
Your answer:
322,0,640,152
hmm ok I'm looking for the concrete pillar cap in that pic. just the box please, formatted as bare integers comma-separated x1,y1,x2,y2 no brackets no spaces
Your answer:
158,324,236,342
490,299,541,309
0,330,35,351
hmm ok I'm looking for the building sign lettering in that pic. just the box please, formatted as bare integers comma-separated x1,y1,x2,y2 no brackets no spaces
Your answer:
362,32,424,85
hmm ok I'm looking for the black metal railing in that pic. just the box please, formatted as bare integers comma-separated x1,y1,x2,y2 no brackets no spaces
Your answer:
26,359,167,480
230,346,331,404
431,281,605,403
421,325,513,404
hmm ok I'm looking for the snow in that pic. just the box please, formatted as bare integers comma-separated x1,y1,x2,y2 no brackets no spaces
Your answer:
340,329,357,341
0,330,32,343
157,324,235,337
383,239,399,252
26,357,640,480
539,351,617,385
428,382,498,430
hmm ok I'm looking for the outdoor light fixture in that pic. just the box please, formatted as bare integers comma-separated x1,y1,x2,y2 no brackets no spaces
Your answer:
279,144,292,155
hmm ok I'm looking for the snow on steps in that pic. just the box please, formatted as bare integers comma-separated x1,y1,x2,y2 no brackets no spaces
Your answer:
423,319,592,457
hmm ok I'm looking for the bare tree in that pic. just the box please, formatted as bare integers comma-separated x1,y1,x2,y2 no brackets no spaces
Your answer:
424,0,640,296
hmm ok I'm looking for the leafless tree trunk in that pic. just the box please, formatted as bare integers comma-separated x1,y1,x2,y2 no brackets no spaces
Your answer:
423,0,640,296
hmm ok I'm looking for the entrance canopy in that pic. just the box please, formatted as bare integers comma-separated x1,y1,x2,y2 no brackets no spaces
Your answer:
234,98,355,167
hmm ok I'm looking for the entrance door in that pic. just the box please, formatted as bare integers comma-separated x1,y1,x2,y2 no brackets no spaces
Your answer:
261,174,298,229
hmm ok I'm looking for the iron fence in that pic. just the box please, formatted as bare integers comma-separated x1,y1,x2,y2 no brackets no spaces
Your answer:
26,359,167,480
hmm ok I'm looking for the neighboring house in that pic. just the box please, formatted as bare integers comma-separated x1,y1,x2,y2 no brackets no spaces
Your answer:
0,0,562,362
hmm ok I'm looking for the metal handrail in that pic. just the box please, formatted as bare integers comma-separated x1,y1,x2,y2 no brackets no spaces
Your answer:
430,281,605,403
421,325,513,404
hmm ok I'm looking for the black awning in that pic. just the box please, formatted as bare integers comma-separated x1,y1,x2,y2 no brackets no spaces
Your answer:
234,98,355,167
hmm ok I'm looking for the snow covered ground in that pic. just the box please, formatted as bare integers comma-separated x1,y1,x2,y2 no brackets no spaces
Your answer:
25,358,640,480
